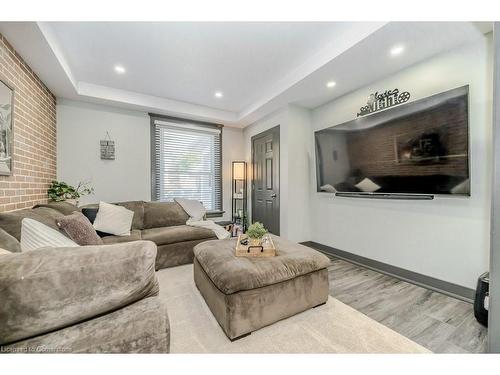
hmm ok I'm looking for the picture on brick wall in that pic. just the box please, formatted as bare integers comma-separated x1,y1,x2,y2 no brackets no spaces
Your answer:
0,79,13,176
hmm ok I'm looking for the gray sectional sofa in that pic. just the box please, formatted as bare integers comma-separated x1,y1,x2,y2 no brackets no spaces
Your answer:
0,200,218,353
0,200,217,269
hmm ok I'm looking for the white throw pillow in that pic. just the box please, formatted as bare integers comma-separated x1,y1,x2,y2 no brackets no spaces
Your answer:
93,201,134,236
355,177,381,193
174,198,207,221
21,218,79,252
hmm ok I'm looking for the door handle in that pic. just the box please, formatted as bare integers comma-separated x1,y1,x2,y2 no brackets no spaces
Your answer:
271,193,277,198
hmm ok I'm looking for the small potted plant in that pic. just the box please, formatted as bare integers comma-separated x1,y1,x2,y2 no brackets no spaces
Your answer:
47,180,94,206
246,222,267,246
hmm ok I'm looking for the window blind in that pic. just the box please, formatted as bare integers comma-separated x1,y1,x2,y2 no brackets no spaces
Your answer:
152,118,222,211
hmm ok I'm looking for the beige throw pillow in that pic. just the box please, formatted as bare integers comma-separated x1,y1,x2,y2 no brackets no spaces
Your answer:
174,198,206,221
93,202,134,236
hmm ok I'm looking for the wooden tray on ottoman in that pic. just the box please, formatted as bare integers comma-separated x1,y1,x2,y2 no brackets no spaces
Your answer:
235,234,276,257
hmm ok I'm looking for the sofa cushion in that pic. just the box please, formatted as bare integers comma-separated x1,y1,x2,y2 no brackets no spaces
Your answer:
141,225,214,246
193,235,331,294
102,230,142,245
143,201,189,229
0,207,64,241
116,201,144,230
33,206,67,223
34,201,81,215
0,240,159,345
0,227,21,253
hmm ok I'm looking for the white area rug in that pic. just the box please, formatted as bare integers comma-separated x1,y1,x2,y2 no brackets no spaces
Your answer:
157,265,431,353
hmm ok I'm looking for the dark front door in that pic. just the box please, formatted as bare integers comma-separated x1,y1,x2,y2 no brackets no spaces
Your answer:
251,125,280,235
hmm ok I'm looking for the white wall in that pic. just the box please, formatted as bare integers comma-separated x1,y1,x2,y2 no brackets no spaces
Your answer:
57,100,151,205
57,99,243,221
287,105,313,243
310,35,493,289
243,105,312,243
221,126,245,221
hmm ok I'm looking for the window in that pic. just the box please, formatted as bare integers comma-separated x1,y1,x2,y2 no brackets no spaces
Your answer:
151,116,222,212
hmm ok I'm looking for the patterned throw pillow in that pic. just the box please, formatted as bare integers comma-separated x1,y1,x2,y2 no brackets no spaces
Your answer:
56,212,104,246
21,218,79,252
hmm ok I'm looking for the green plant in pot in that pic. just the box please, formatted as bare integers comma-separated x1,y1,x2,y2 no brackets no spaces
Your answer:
47,180,94,206
246,222,267,246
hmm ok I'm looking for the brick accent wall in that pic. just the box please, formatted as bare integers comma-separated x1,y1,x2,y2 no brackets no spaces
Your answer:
0,33,56,212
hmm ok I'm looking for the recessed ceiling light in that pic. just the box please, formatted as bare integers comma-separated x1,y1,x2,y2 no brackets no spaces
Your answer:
326,81,336,88
390,45,405,56
114,65,126,74
214,91,223,98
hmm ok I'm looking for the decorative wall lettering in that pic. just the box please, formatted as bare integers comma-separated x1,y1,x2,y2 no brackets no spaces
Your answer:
357,88,411,117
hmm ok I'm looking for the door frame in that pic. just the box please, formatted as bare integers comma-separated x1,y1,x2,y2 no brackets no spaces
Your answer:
251,125,280,235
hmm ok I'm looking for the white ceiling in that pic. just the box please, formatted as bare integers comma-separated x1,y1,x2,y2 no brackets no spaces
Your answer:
49,22,356,112
0,21,491,127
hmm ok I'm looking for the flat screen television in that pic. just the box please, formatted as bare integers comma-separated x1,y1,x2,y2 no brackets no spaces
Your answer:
315,85,470,197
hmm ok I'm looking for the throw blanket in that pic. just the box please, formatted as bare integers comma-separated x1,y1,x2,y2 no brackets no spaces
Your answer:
186,218,230,240
174,198,230,240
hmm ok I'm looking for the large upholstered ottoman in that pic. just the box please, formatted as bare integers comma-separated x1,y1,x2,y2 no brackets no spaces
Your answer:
193,235,331,340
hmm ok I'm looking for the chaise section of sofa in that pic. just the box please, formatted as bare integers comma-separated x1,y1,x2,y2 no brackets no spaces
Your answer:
0,241,170,353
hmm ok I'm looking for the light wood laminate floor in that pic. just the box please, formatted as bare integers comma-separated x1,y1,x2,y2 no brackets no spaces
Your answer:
326,256,487,353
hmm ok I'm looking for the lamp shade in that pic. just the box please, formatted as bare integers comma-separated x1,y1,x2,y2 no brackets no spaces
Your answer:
233,162,245,180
